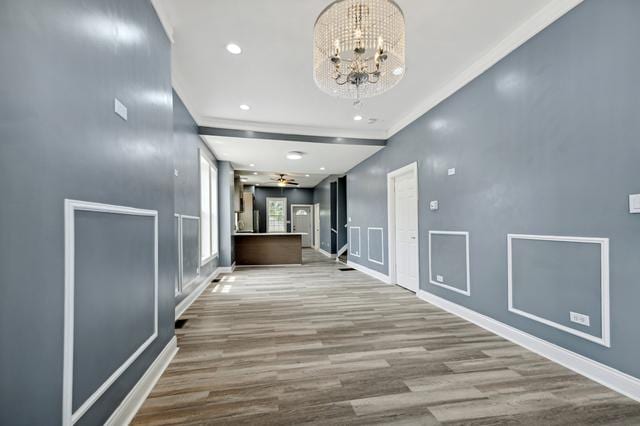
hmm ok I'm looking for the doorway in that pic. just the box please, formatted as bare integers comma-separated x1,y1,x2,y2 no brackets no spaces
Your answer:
387,162,419,292
291,204,313,247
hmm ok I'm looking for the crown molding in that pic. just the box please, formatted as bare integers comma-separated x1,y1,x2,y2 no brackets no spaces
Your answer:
385,0,583,138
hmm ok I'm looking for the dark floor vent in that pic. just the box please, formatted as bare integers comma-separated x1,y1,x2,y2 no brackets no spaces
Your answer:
175,319,188,329
339,267,356,271
212,278,222,283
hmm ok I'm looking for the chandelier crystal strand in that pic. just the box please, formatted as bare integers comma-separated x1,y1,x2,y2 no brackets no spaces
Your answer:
314,0,405,100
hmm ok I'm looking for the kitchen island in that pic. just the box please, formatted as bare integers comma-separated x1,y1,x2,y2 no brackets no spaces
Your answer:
234,233,305,266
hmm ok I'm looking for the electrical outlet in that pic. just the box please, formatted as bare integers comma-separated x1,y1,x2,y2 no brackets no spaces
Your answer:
447,168,456,176
174,169,179,177
429,200,439,211
570,311,590,327
114,98,128,121
436,275,444,283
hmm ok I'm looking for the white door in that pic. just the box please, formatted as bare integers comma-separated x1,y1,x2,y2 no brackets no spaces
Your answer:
314,204,320,249
292,206,313,247
394,171,419,292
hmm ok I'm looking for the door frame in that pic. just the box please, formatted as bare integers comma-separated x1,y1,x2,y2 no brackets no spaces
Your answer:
290,204,313,246
313,203,320,249
387,161,419,288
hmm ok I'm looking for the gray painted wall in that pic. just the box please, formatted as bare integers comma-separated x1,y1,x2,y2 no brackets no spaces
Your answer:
0,0,175,424
218,161,236,267
347,0,640,380
172,90,219,304
254,187,314,233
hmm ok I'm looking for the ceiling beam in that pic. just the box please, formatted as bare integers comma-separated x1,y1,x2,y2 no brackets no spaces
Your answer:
198,126,387,147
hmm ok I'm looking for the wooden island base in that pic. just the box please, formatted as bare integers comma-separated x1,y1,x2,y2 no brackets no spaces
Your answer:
234,233,303,265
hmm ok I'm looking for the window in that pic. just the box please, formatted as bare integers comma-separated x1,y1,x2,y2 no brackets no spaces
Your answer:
200,153,218,263
266,197,287,233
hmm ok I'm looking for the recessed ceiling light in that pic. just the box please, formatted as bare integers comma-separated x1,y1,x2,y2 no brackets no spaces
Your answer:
305,174,310,177
286,151,304,160
226,43,242,54
392,67,404,76
249,163,255,167
240,177,248,182
353,115,363,121
239,104,250,111
256,183,260,186
253,172,258,175
320,167,326,171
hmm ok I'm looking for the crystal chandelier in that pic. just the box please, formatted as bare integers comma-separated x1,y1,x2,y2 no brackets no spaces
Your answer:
313,0,405,103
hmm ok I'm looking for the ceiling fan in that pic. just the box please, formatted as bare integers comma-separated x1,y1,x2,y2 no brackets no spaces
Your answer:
270,173,299,187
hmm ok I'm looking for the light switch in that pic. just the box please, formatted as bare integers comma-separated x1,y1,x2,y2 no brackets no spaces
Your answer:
630,194,640,213
114,98,128,121
174,169,179,177
447,168,456,176
436,275,444,283
429,200,439,211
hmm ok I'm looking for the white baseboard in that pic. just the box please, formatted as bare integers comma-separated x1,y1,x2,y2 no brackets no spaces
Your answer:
417,290,640,403
218,262,236,273
175,268,220,319
318,248,336,258
347,260,391,284
105,336,178,426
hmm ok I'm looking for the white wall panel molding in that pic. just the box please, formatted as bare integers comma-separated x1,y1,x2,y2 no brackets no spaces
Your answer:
428,231,471,296
507,234,610,347
63,200,158,425
349,226,361,257
367,227,385,266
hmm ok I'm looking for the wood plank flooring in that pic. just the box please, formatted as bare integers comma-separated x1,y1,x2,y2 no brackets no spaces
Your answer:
133,250,640,425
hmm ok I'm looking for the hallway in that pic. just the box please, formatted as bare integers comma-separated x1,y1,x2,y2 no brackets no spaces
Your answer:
132,250,640,425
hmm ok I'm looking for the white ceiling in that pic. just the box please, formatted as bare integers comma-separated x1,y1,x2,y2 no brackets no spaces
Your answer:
203,135,383,187
154,0,580,139
235,170,324,189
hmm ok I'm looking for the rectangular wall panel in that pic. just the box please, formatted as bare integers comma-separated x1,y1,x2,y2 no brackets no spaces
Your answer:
428,231,470,296
63,200,158,424
180,216,200,290
367,227,384,265
349,226,361,257
508,234,610,346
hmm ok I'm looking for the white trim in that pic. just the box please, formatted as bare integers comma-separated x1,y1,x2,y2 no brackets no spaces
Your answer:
387,162,419,288
318,248,336,258
386,0,583,137
347,260,391,284
178,215,201,293
266,197,288,233
175,267,221,319
428,231,471,296
63,200,158,425
417,290,640,402
313,203,320,250
105,337,178,426
337,243,349,257
174,214,182,296
367,227,385,266
218,262,236,274
349,226,361,257
507,234,610,347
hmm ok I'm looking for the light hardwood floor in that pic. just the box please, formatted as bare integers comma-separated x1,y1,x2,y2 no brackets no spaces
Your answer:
133,250,640,425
